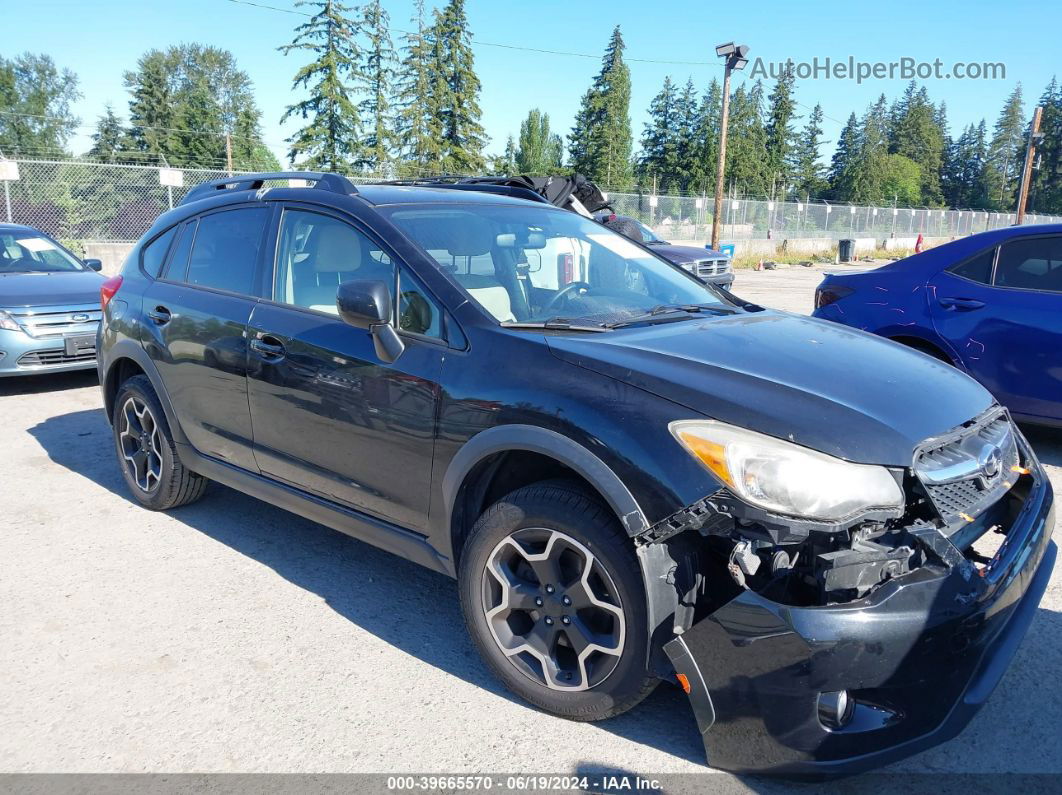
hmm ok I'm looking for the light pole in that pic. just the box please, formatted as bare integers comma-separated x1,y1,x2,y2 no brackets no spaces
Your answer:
710,42,749,250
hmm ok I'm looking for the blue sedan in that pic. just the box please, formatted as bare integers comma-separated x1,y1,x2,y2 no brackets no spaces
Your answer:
813,224,1062,426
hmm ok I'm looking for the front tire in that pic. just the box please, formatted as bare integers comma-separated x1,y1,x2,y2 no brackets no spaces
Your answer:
112,375,208,510
459,481,656,721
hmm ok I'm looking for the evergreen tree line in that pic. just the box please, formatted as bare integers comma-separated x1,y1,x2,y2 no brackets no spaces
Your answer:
633,65,1062,214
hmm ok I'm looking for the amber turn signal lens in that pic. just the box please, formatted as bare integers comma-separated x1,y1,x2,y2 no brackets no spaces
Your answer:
676,673,691,694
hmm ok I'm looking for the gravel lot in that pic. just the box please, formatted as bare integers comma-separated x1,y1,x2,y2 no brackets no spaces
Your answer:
1,267,1060,786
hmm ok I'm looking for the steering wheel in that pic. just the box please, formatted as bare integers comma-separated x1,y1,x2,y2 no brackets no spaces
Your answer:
543,281,592,313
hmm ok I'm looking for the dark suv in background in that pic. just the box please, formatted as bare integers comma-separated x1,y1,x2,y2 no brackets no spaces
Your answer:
97,172,1055,776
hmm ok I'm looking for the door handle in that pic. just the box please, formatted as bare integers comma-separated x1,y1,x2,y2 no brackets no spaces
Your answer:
147,305,172,325
938,297,985,311
250,335,286,360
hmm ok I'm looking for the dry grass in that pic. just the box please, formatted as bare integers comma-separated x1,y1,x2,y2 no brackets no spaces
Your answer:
731,246,916,270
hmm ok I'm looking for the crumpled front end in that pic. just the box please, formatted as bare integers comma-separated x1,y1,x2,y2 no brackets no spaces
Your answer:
649,409,1056,776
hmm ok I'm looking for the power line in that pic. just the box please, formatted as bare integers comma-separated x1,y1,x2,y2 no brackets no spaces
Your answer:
0,109,287,148
223,0,727,67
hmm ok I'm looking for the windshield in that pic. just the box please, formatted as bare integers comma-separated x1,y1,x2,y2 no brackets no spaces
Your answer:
0,232,85,273
385,205,729,328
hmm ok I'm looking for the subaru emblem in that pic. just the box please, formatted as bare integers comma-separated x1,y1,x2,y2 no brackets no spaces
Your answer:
977,444,1003,487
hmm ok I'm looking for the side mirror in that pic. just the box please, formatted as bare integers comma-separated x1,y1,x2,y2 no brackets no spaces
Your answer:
336,279,405,363
84,258,103,272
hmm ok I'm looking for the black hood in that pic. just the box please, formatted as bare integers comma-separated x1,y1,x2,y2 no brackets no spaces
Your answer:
645,243,724,264
548,311,993,466
0,270,104,307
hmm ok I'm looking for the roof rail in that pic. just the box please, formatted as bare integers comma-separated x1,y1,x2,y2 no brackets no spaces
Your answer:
179,171,359,207
376,176,552,205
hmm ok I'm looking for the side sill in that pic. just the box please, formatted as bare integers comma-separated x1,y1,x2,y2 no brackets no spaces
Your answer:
176,441,452,577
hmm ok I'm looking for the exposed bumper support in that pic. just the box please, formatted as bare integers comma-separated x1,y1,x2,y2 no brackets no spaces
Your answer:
665,472,1055,777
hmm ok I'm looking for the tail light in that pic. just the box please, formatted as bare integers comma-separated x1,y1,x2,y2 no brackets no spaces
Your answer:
100,275,123,309
815,284,854,309
558,253,574,285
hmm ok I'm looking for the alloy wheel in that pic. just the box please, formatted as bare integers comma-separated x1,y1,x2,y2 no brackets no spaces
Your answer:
481,527,625,691
118,396,163,493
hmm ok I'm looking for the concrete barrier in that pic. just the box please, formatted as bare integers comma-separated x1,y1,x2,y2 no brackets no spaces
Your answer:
83,241,135,275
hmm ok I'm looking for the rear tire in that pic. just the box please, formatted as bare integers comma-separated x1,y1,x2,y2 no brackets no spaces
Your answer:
459,480,656,721
111,375,208,510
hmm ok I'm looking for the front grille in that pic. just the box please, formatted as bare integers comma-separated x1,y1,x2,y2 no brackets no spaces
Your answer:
17,349,97,367
913,408,1021,524
6,306,101,339
694,259,731,278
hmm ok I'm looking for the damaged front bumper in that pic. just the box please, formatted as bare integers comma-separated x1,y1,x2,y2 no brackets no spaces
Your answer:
663,462,1055,777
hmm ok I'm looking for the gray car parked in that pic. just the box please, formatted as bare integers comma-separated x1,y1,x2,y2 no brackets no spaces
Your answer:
0,224,105,376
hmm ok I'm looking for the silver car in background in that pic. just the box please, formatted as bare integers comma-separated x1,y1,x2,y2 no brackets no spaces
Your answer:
0,224,105,377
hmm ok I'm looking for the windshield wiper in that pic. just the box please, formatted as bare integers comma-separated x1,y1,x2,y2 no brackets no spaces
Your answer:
603,303,735,329
502,317,610,332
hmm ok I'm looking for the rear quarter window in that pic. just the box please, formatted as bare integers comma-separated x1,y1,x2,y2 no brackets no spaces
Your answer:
140,226,178,278
948,247,995,284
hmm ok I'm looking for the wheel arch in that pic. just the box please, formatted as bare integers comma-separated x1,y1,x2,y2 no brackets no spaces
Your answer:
442,425,650,569
887,334,957,366
101,342,188,446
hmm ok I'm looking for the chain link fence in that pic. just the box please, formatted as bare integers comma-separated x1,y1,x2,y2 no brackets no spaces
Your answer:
2,158,1060,258
606,192,1062,244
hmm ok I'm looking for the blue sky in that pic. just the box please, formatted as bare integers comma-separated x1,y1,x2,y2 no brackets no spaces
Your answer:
9,0,1060,167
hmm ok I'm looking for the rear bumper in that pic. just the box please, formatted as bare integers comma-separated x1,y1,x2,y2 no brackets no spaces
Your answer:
666,469,1055,777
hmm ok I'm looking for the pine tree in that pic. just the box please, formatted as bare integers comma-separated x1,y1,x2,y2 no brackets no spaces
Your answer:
638,76,680,192
687,79,721,195
568,26,633,189
724,81,769,197
394,0,440,175
828,112,861,199
87,105,132,162
674,78,700,191
846,95,891,202
515,109,562,174
355,0,397,174
489,135,517,174
764,65,797,197
1027,77,1062,213
430,0,487,173
279,0,364,172
983,84,1025,210
888,83,945,204
124,51,174,159
789,103,827,198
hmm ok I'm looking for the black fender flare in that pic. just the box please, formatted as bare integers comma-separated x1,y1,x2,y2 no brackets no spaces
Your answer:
100,340,189,447
441,424,651,545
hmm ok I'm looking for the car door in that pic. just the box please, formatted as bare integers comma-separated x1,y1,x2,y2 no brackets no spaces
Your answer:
245,206,446,532
141,205,273,471
928,234,1062,422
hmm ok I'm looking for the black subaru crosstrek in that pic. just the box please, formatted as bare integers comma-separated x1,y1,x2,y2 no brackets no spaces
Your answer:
97,172,1055,776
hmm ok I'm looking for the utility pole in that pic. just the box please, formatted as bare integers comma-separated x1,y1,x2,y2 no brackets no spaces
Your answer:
225,134,234,176
1015,106,1044,225
711,43,749,250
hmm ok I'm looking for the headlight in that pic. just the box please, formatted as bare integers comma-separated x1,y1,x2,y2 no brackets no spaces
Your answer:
670,420,904,521
0,310,21,332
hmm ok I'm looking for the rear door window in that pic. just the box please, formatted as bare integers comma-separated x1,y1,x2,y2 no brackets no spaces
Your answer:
185,207,270,296
994,236,1062,293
